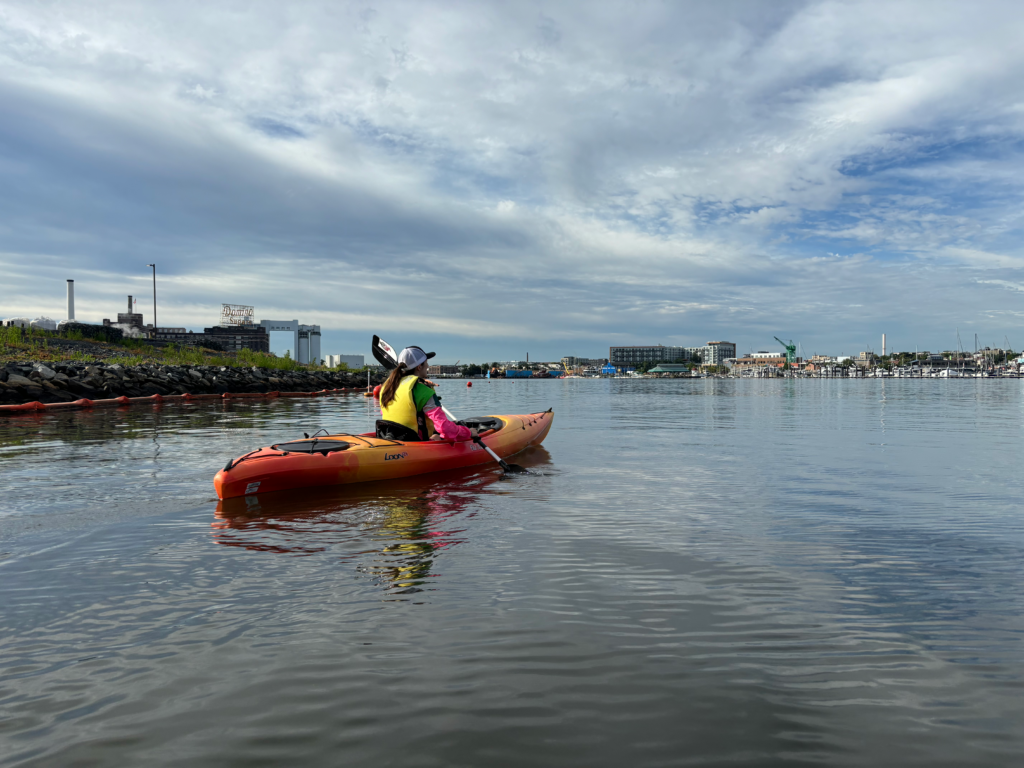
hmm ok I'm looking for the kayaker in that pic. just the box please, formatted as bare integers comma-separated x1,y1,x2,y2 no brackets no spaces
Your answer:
377,346,479,442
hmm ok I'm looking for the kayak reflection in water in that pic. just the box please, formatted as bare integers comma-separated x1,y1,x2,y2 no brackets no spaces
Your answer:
211,448,551,595
359,487,469,593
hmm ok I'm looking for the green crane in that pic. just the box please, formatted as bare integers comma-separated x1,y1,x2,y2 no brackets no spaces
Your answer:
774,337,797,366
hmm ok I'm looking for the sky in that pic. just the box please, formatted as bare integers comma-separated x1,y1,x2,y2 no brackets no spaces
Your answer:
3,1,1024,362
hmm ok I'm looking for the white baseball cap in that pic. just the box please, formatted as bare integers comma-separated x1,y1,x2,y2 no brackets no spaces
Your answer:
398,346,435,368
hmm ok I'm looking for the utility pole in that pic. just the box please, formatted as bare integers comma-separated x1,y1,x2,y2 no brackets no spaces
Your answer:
147,264,156,330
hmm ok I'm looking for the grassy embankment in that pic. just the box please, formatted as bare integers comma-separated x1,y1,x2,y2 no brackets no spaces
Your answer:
0,326,348,372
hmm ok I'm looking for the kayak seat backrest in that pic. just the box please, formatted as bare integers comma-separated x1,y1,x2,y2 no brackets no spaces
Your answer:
271,439,353,455
456,416,504,433
375,419,425,442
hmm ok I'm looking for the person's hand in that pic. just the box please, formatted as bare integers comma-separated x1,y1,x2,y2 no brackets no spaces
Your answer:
469,427,479,438
423,378,437,388
430,433,443,441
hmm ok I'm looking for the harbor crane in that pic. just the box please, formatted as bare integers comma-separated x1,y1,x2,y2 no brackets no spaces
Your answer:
774,337,797,366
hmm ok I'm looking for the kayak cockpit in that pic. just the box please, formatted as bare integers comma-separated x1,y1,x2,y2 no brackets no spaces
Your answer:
456,416,504,433
365,415,507,442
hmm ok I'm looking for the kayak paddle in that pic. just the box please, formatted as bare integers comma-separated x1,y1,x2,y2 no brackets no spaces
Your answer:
371,334,527,474
472,435,527,473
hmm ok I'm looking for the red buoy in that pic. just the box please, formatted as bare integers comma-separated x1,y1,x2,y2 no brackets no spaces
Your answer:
467,381,472,388
372,384,381,398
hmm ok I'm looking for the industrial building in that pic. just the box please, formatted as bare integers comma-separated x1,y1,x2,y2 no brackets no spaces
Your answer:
102,295,148,332
147,324,270,352
151,307,319,361
260,320,321,365
101,296,270,352
201,325,270,352
325,354,364,369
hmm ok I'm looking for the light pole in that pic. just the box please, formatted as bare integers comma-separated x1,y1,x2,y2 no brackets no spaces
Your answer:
146,264,156,330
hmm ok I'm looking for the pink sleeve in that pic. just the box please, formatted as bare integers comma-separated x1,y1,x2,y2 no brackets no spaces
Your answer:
424,406,473,441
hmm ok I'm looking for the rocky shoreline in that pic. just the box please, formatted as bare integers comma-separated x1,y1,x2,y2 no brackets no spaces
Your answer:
0,361,385,406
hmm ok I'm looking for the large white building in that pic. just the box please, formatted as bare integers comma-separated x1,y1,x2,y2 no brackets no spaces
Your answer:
259,320,321,364
325,354,364,369
704,341,737,366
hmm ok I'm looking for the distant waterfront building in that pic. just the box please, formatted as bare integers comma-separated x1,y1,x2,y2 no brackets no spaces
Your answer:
149,328,189,342
258,320,321,365
326,354,364,369
609,345,698,367
118,295,145,330
148,325,270,352
730,353,802,372
201,325,270,352
704,341,736,366
428,364,461,376
609,342,735,369
4,317,58,330
854,351,877,368
561,356,608,368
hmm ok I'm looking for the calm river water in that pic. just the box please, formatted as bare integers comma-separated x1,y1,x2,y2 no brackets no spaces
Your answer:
1,379,1023,766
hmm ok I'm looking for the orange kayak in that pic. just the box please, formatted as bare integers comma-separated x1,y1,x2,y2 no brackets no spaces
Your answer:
213,410,553,499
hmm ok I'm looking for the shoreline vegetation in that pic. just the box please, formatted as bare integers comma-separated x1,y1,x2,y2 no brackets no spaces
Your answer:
1,326,384,406
1,324,335,370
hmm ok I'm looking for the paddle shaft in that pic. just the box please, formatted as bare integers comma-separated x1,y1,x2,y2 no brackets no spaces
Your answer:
472,435,515,472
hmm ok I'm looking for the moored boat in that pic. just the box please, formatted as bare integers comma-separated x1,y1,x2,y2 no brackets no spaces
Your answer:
214,410,553,499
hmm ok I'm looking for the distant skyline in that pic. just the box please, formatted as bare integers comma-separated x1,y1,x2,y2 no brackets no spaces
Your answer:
4,1,1024,363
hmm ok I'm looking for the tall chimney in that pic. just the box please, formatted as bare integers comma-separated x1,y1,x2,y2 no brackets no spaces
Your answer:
66,279,75,321
128,295,133,313
882,333,886,357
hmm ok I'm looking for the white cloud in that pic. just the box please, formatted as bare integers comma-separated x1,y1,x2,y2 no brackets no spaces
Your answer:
3,1,1024,358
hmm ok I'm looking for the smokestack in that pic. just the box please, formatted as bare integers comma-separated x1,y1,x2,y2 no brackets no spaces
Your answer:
66,279,75,321
128,295,133,313
882,333,886,357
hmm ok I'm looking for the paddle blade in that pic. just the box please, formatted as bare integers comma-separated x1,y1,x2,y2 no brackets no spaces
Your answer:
372,335,399,370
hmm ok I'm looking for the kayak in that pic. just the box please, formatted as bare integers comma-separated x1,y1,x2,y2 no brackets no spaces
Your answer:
213,410,553,499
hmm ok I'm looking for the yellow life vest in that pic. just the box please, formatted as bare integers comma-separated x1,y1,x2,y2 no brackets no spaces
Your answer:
380,375,435,438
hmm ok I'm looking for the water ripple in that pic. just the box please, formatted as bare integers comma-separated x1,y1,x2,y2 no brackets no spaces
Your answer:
2,381,1024,766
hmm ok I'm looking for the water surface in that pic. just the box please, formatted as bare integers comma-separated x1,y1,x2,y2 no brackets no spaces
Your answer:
2,380,1023,766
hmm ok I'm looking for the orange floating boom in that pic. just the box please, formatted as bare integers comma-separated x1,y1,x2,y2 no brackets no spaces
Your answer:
0,388,362,415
